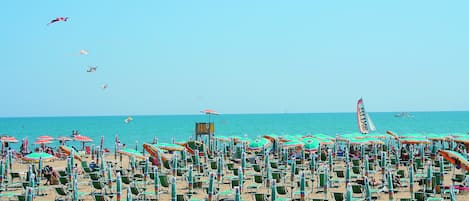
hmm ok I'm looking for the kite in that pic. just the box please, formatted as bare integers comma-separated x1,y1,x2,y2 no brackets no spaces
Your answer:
79,50,89,55
47,17,69,25
101,84,108,90
86,66,97,73
124,116,133,124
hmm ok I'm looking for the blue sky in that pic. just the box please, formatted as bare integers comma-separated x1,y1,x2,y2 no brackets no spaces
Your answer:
1,1,469,117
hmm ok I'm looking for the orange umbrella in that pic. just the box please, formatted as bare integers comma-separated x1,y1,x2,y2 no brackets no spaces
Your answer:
201,109,218,115
440,150,469,171
37,136,54,141
34,139,52,145
73,135,93,142
56,136,72,141
0,136,18,143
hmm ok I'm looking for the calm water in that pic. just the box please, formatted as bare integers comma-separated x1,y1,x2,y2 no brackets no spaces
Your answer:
1,112,469,149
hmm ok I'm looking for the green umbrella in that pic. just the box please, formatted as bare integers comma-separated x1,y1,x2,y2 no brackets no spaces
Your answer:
387,168,394,201
154,167,160,199
345,162,351,186
364,176,371,201
265,152,270,169
271,180,277,201
380,152,386,174
235,186,241,201
266,163,272,188
0,160,4,188
324,166,329,200
291,157,296,183
28,166,35,195
107,163,113,189
171,177,177,201
373,144,378,160
26,187,33,201
409,165,414,200
217,157,223,182
439,156,444,184
328,151,333,171
73,178,78,201
247,138,270,151
70,150,75,172
188,165,193,193
66,157,72,181
346,183,352,201
144,158,149,183
22,152,54,163
181,150,187,167
91,145,95,161
8,151,12,170
117,148,145,160
360,144,365,161
345,149,350,164
309,152,316,174
126,186,132,201
194,150,200,171
100,152,106,178
208,173,214,201
130,156,136,175
300,171,305,201
420,144,425,163
116,173,122,201
426,161,433,192
38,157,43,183
241,152,246,174
238,166,243,192
364,155,369,177
395,146,400,169
282,148,288,163
450,185,456,201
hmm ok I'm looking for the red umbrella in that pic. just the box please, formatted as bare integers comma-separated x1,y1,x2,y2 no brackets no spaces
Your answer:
34,139,52,145
201,109,219,115
37,136,54,141
0,136,18,143
74,135,93,142
56,136,72,141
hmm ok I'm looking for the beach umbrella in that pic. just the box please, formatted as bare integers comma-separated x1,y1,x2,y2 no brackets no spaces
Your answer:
130,156,136,175
282,148,288,163
0,160,4,188
37,157,43,183
426,161,433,192
328,150,333,171
346,183,352,201
154,167,160,199
360,144,365,161
23,152,55,163
450,185,456,201
235,186,241,201
73,135,93,150
91,145,95,161
291,157,296,183
4,154,9,176
302,138,320,152
72,178,78,201
0,136,18,143
345,162,351,186
364,176,371,201
217,157,223,182
409,165,414,200
26,187,33,201
66,158,72,181
345,149,350,164
247,138,270,152
171,177,177,201
271,180,277,201
181,150,187,167
116,172,122,201
100,136,104,152
380,152,386,174
387,168,394,201
266,163,272,188
300,171,306,201
309,152,316,174
194,150,200,171
144,158,149,183
70,150,75,173
107,163,113,189
238,166,243,192
208,173,215,201
29,172,35,196
241,152,246,174
117,148,145,160
59,146,82,161
172,154,177,177
126,186,132,201
188,165,193,193
420,144,425,163
324,166,329,200
440,150,469,171
364,155,369,177
56,136,72,145
395,146,400,168
439,156,444,184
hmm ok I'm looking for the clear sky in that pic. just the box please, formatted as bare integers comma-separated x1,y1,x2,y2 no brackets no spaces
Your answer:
2,1,469,117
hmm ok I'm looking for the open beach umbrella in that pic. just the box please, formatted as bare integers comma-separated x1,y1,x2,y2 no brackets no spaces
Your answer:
23,152,55,163
302,138,320,152
73,135,93,150
400,137,430,145
157,143,185,152
116,173,122,201
208,172,214,201
440,150,469,171
59,146,82,161
154,167,160,199
0,136,18,143
300,171,306,201
117,148,145,160
37,135,54,141
387,168,394,201
271,180,277,201
171,177,177,201
247,138,270,152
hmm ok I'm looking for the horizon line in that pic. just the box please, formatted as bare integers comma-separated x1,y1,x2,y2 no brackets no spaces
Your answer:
1,109,469,119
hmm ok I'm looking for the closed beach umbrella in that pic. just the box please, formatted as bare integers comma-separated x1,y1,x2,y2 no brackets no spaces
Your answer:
66,158,72,181
172,154,177,177
38,157,43,182
73,179,78,201
426,161,432,192
439,156,444,183
107,163,113,189
291,157,296,182
235,186,241,201
144,158,149,183
364,176,371,201
26,187,33,201
266,163,272,188
241,152,246,174
360,144,365,161
116,173,122,201
420,144,425,163
171,177,177,201
395,147,400,168
309,153,315,174
0,160,4,187
346,183,352,201
271,180,277,201
194,150,200,171
282,148,288,163
217,157,223,182
450,185,456,201
409,164,414,200
91,145,95,161
387,168,394,201
238,166,243,192
364,155,369,177
181,150,186,167
130,156,136,174
8,151,12,170
380,152,386,174
126,186,132,201
328,151,333,170
324,166,329,200
208,173,214,201
100,153,106,177
265,152,270,169
345,162,351,186
300,171,306,201
154,167,160,199
70,151,75,173
188,165,193,193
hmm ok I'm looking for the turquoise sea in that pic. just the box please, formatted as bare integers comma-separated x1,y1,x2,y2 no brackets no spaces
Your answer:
1,112,469,149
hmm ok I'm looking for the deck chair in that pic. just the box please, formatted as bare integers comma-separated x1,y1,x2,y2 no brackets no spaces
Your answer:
414,192,426,201
159,175,170,188
252,164,261,173
276,185,288,195
92,180,106,194
16,195,26,201
333,192,344,201
451,174,465,183
121,175,132,185
351,184,364,198
10,172,22,183
92,193,110,201
59,177,69,186
254,193,267,201
55,186,71,201
272,172,282,183
246,174,262,193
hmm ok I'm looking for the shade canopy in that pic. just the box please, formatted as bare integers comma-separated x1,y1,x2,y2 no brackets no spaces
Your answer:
23,152,55,163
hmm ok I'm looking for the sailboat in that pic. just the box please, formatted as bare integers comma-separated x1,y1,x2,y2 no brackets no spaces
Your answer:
357,98,376,134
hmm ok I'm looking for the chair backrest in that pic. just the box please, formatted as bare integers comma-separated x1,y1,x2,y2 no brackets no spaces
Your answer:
92,181,104,189
255,193,266,201
333,192,344,201
17,195,26,201
159,175,170,187
254,174,263,184
231,179,240,188
130,186,141,196
276,185,287,195
59,177,69,185
177,194,186,201
336,170,345,178
352,166,360,174
352,185,363,193
414,192,425,201
253,164,261,172
122,176,131,184
55,186,68,196
93,194,107,201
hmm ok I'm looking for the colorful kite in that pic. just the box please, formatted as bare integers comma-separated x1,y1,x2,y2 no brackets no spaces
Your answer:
47,17,69,25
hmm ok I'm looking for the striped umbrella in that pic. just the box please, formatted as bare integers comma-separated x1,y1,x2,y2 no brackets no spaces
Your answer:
188,165,193,193
300,171,305,201
4,156,8,178
409,163,414,200
364,176,371,201
107,163,113,189
387,168,394,201
271,180,277,201
346,183,352,201
291,157,296,183
235,186,241,201
154,167,160,199
144,158,149,183
26,187,33,201
217,157,223,182
238,166,243,192
345,162,351,186
116,173,122,201
171,177,177,201
208,173,214,201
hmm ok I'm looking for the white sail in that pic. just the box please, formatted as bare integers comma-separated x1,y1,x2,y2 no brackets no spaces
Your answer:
366,113,376,131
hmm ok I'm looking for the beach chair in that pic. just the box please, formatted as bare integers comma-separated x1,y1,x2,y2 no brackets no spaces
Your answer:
10,172,22,183
351,184,364,198
16,195,26,201
414,192,426,201
276,185,288,195
252,164,261,173
333,192,344,201
92,194,110,201
451,174,465,183
92,180,106,194
159,175,170,188
272,172,282,183
246,174,262,193
55,186,71,201
59,177,69,186
254,193,267,201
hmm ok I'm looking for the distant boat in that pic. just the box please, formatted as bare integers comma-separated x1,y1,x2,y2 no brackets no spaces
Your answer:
394,112,414,118
357,98,376,134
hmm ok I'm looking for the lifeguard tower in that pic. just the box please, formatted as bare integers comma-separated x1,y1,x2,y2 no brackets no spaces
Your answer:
195,109,218,151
